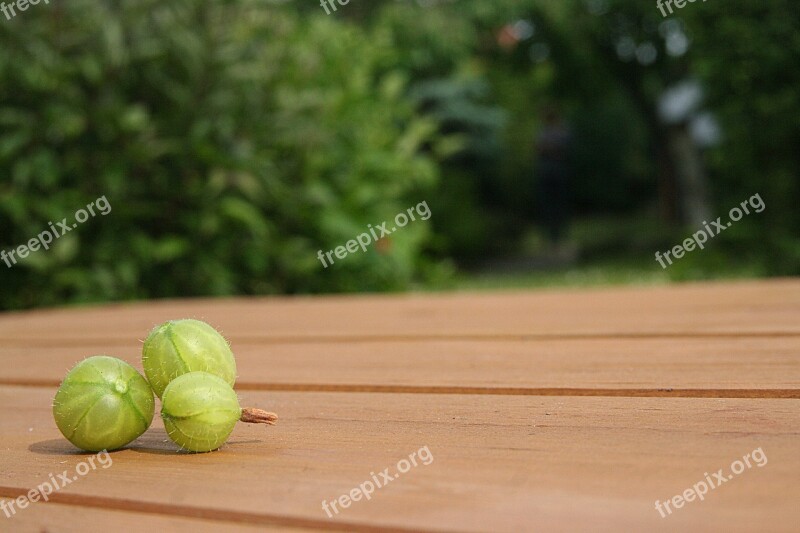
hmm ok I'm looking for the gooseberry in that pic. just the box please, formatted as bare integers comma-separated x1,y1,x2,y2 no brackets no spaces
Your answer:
53,355,155,452
142,319,237,398
161,371,277,453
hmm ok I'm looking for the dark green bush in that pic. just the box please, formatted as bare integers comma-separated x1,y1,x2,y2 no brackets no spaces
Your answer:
0,1,441,310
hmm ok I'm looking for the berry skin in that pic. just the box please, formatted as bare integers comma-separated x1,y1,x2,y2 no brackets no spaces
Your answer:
53,356,154,452
161,371,242,453
142,319,237,398
161,371,277,453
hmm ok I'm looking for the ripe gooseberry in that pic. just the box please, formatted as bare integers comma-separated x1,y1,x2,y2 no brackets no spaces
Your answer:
160,371,277,453
53,356,155,452
142,319,237,398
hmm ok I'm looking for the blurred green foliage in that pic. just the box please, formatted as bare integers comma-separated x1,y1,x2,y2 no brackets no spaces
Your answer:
690,0,800,275
363,0,800,271
0,1,444,309
0,0,798,310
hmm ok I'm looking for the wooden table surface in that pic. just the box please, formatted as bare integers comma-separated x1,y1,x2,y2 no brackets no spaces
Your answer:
1,279,798,532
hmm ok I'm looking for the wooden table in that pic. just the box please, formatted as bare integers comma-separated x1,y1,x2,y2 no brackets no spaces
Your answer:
1,279,798,532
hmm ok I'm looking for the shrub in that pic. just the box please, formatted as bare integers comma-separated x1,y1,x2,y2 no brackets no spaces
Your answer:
0,1,441,309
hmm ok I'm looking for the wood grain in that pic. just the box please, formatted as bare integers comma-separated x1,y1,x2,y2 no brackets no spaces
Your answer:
0,499,315,533
1,386,798,532
1,337,799,396
1,280,798,342
1,280,798,531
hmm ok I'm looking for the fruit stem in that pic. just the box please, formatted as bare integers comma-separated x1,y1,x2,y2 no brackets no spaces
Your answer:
240,407,278,425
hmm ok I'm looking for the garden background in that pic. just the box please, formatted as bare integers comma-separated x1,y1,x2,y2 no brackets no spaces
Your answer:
1,0,797,310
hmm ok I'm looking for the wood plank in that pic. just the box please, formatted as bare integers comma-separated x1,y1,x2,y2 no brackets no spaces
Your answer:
0,499,315,533
1,386,798,532
0,280,798,342
1,337,798,395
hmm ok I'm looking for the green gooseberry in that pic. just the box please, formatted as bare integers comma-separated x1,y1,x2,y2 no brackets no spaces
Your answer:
53,355,155,452
161,371,277,453
142,319,237,398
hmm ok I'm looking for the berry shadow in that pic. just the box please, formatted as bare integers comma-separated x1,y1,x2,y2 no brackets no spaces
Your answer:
127,428,265,455
30,429,267,456
28,429,173,456
28,438,101,456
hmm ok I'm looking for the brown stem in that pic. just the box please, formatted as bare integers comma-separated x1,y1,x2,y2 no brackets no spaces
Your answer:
240,407,278,425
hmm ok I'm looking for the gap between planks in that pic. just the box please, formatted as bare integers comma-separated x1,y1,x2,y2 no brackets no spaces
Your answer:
3,331,800,347
0,488,434,533
1,379,798,399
